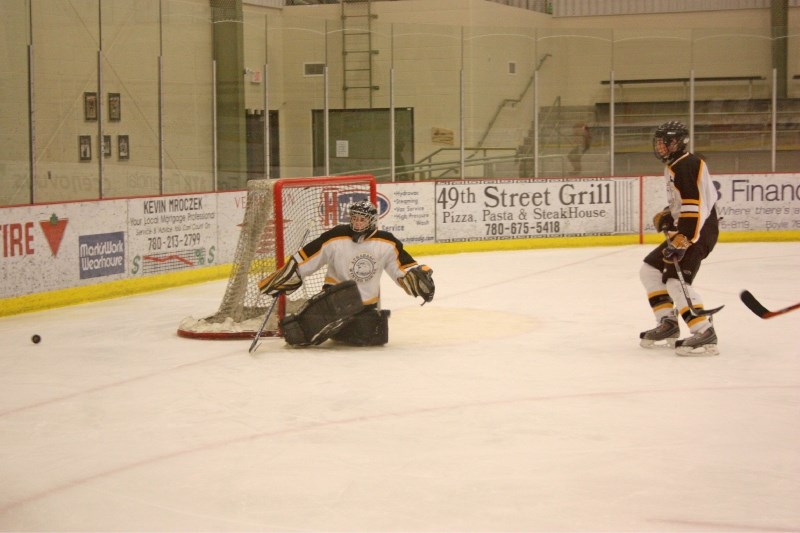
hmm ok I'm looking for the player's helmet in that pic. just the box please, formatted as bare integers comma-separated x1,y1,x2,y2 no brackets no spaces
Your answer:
653,121,689,163
349,200,378,241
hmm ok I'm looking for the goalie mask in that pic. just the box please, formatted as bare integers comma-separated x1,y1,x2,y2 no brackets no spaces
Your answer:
349,200,378,242
653,121,689,163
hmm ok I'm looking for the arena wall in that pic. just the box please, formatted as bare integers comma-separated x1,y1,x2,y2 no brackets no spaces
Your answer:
2,173,798,316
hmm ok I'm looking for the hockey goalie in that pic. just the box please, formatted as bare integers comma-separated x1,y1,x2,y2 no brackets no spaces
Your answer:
257,200,435,347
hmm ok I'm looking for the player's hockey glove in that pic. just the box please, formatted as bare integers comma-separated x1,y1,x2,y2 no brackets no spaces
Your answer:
258,257,302,296
399,265,435,303
652,207,674,232
662,233,690,262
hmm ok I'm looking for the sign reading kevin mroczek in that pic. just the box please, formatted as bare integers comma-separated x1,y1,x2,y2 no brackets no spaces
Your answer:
435,178,637,242
127,194,217,276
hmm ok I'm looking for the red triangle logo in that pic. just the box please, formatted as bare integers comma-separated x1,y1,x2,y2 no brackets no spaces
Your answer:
40,214,68,257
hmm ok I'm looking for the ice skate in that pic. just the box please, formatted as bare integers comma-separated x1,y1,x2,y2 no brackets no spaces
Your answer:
675,326,719,356
639,316,679,349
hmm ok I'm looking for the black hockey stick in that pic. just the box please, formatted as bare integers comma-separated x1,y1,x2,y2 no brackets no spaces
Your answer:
670,257,724,317
248,228,312,354
740,290,800,319
663,232,724,318
248,296,279,354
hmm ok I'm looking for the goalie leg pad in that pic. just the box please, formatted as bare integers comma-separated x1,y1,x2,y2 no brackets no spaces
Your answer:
331,307,391,346
280,280,364,346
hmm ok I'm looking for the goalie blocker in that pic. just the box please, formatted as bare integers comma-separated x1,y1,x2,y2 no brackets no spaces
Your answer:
280,280,390,347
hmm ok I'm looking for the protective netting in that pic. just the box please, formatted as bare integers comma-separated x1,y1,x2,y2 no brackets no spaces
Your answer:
178,175,376,339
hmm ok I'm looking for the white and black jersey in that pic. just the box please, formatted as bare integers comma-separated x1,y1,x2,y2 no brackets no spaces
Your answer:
292,225,420,306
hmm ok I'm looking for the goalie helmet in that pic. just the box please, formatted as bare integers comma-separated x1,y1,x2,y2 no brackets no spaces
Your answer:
349,200,378,242
653,121,689,163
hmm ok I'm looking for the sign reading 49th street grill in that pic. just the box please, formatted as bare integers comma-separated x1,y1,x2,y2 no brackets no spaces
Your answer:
435,178,636,242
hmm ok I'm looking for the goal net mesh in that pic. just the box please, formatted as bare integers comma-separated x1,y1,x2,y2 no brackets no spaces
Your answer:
178,175,376,339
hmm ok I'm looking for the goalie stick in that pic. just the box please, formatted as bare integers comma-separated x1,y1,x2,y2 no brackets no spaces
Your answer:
663,231,724,318
739,290,800,319
248,296,279,354
248,228,311,354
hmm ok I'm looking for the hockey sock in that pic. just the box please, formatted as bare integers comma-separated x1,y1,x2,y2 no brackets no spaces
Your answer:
639,263,675,322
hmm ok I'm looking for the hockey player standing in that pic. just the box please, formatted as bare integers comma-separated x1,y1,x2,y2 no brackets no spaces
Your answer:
639,121,720,356
258,200,435,346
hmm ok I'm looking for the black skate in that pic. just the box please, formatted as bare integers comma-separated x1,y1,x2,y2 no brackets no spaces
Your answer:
639,317,679,349
675,326,719,356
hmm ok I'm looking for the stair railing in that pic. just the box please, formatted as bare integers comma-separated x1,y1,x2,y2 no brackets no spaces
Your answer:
476,53,551,149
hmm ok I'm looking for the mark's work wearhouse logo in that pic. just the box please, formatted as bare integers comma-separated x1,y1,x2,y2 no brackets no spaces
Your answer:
79,232,125,279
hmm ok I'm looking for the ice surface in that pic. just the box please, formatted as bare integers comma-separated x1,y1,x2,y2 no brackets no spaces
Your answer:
1,243,798,531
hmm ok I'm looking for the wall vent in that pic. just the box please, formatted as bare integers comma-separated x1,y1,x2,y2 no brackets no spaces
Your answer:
304,63,325,76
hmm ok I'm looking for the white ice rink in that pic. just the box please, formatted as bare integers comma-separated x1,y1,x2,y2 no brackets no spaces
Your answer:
1,242,799,532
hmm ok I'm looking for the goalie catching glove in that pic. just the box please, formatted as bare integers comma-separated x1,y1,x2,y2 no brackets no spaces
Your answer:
257,258,302,296
398,265,435,303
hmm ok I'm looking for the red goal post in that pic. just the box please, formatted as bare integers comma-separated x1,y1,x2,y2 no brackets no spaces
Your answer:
177,175,377,339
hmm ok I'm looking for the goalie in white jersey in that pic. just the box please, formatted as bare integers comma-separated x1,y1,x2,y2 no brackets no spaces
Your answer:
258,200,435,346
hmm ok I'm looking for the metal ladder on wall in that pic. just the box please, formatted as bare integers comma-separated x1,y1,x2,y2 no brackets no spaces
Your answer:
341,0,378,108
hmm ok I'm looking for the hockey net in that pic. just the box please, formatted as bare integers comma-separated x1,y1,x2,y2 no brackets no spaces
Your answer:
177,175,377,339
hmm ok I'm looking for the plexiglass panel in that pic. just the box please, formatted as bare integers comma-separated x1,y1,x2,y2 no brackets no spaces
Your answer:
1,1,798,205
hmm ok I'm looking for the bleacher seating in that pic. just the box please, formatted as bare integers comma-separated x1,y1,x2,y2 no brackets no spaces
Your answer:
523,98,800,177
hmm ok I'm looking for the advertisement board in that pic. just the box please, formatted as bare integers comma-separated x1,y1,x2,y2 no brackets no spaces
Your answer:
127,194,218,277
641,173,800,233
715,174,800,232
433,178,640,242
378,182,436,245
1,173,798,302
0,201,127,298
